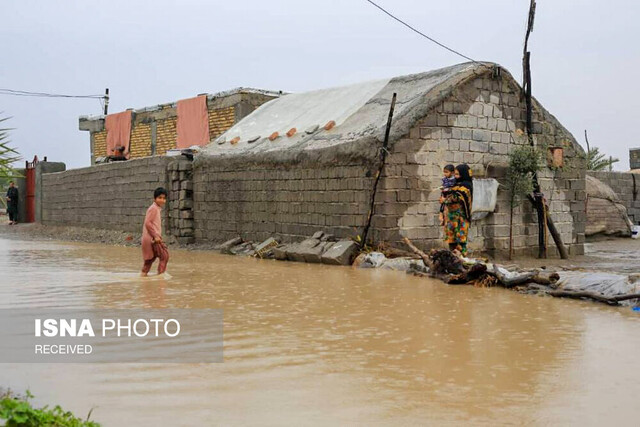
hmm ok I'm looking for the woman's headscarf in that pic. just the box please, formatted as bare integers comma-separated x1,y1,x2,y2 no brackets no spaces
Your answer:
452,164,473,220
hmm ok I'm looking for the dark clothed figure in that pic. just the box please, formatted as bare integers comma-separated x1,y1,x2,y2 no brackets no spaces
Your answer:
6,185,18,224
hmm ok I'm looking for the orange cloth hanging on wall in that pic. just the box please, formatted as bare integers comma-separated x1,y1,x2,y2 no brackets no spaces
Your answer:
176,95,210,149
105,110,132,158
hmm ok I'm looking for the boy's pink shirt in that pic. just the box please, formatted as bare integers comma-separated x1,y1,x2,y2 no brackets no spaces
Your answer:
141,203,162,260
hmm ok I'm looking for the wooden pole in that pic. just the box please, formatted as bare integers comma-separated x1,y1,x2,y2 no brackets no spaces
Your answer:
361,93,397,247
104,88,109,115
522,0,552,259
509,194,514,260
584,129,590,155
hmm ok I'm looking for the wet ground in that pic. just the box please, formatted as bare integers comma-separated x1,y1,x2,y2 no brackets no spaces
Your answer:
511,238,640,275
0,234,639,426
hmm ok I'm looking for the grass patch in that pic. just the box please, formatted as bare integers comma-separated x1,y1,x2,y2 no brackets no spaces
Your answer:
0,389,99,427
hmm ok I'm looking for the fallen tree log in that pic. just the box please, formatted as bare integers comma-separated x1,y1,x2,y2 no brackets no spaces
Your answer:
547,290,640,305
402,237,434,271
488,264,539,288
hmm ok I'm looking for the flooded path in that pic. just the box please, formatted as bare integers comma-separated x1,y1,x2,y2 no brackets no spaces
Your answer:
1,236,639,426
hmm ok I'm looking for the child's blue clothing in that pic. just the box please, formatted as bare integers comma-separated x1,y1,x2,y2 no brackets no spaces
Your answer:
442,176,456,190
440,176,457,214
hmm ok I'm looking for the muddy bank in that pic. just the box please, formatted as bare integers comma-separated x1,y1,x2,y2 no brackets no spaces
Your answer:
0,222,142,247
2,222,639,273
0,222,223,251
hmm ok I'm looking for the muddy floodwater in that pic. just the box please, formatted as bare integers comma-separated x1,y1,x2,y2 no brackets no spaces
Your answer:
1,237,639,426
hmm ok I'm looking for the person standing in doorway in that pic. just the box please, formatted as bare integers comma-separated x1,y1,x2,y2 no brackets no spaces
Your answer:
5,181,19,225
441,164,473,256
141,187,170,277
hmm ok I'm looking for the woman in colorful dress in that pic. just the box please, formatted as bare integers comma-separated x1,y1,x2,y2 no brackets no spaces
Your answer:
441,164,473,256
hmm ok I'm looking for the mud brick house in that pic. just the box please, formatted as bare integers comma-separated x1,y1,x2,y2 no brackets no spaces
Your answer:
195,62,587,257
79,88,280,164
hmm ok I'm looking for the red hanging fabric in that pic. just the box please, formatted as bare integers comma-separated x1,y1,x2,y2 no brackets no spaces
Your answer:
177,95,210,149
105,110,132,158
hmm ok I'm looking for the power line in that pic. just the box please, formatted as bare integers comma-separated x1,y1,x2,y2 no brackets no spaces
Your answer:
0,88,105,99
363,0,479,64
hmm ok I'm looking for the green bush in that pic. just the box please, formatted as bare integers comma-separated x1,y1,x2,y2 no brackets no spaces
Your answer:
505,145,542,259
0,390,99,427
506,145,541,207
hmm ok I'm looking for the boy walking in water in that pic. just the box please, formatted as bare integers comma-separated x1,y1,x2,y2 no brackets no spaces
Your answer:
141,187,169,277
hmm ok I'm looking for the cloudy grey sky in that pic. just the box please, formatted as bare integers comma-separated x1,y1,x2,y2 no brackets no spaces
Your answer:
2,0,638,170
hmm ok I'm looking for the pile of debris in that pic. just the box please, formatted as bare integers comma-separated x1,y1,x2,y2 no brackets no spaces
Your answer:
403,237,640,307
214,231,360,266
212,233,639,308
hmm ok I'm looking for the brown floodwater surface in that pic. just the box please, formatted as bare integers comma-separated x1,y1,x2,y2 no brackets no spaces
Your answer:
1,237,639,426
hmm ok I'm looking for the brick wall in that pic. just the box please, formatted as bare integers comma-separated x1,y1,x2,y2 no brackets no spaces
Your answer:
156,116,177,155
208,107,235,141
93,130,107,158
588,171,640,225
129,122,152,158
369,74,586,257
42,157,172,233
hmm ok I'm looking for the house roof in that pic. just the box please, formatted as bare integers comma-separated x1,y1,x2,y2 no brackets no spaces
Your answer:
203,62,496,157
79,87,282,123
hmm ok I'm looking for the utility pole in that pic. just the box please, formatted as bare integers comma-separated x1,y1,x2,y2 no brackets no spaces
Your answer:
104,88,110,115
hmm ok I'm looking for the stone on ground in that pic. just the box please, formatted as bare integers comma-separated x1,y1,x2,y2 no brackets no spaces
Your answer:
321,240,359,265
218,237,243,254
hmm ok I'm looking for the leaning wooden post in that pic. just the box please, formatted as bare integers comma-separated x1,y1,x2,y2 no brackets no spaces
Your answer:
360,93,397,247
527,195,568,259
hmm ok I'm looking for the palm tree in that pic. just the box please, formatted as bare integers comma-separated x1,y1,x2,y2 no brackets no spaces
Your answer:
584,130,619,171
586,146,619,171
0,115,21,179
0,115,21,211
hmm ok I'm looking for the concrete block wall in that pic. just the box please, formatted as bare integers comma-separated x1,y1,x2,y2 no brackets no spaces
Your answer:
588,171,640,224
371,74,586,257
192,158,375,244
35,161,66,223
41,157,172,233
168,160,195,244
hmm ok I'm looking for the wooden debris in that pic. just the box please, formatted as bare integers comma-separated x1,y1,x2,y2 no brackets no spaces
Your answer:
402,237,639,308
